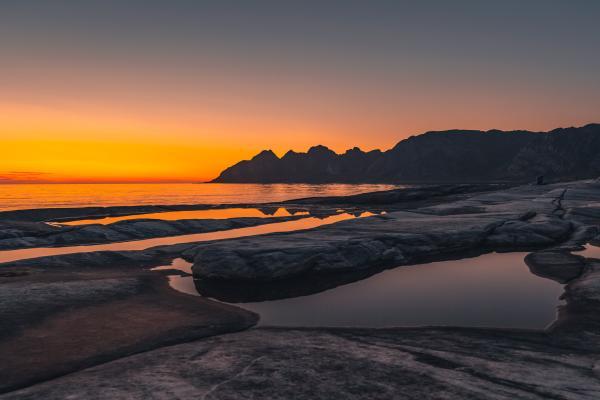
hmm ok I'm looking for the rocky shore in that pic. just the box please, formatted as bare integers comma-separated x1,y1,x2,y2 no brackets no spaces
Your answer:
189,181,598,281
0,215,306,251
0,183,500,251
3,326,600,400
2,180,600,398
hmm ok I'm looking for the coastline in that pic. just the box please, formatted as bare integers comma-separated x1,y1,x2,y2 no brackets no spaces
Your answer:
1,180,600,398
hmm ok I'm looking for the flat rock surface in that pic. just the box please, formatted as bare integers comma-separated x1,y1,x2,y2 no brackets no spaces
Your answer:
0,216,305,251
0,261,257,393
525,251,586,283
191,181,600,281
3,180,600,398
3,327,600,400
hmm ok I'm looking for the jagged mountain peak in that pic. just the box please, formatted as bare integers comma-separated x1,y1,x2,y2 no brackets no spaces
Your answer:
211,124,600,183
307,145,336,155
344,147,365,155
252,149,279,161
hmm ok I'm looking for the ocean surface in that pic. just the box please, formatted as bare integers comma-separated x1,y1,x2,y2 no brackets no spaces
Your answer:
0,183,401,211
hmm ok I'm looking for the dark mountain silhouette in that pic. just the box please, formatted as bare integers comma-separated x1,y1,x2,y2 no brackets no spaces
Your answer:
211,124,600,183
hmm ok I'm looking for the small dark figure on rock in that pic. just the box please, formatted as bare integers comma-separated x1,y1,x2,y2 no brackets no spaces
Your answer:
536,175,545,185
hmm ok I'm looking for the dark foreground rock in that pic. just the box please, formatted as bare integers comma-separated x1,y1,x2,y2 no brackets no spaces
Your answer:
3,326,600,400
0,259,257,394
525,251,586,283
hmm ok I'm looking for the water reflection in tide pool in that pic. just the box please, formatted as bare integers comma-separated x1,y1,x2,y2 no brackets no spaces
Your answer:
166,252,564,329
0,183,401,211
0,213,369,264
58,207,310,226
575,243,600,259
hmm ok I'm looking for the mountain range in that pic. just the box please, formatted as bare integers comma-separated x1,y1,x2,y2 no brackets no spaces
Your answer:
211,124,600,183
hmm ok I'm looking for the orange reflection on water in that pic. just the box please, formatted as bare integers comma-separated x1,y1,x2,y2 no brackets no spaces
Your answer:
0,183,400,211
0,212,374,264
60,207,309,226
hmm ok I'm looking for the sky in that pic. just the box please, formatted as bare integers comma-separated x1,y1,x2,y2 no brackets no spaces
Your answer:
1,0,599,183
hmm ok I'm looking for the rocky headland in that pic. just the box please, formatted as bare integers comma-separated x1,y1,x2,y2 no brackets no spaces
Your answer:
212,123,600,183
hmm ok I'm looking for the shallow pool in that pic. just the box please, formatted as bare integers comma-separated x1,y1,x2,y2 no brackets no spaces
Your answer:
575,243,600,259
162,251,564,329
0,212,372,264
56,207,309,226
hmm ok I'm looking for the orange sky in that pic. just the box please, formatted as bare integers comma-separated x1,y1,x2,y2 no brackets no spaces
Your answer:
1,93,597,183
2,1,599,183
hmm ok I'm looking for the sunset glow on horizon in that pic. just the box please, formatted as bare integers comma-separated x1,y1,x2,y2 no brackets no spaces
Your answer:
2,1,599,183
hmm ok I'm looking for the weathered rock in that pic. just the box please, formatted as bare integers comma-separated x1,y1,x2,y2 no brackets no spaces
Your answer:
0,204,218,223
190,211,574,281
3,327,600,400
190,180,600,282
564,264,600,306
549,259,600,338
484,214,573,248
0,216,305,251
0,260,257,394
525,251,585,283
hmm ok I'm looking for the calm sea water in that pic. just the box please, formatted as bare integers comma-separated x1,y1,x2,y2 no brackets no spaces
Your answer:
0,183,401,211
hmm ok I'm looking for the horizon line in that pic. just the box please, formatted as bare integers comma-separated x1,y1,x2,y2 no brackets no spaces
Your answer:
0,180,209,185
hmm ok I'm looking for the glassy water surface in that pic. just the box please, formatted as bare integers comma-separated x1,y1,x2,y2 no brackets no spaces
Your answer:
163,252,564,329
0,213,374,264
0,183,401,211
58,207,310,226
576,243,600,259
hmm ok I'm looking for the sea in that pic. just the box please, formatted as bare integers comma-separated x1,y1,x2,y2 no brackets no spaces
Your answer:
0,183,401,211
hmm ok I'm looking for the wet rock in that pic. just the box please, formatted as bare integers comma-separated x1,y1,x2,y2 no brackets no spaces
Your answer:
0,221,59,240
194,267,386,302
191,212,495,281
549,258,600,338
525,251,585,283
191,212,573,281
285,183,504,205
0,216,305,251
190,180,600,282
